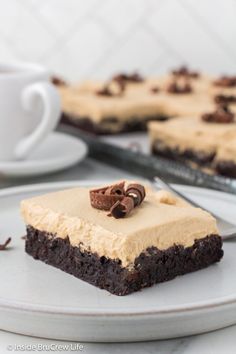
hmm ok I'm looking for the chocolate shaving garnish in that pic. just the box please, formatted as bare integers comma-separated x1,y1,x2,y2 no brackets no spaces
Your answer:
115,79,126,94
213,76,236,87
90,182,125,210
214,94,236,105
96,85,113,97
172,66,199,78
150,86,159,93
96,72,144,97
0,237,11,250
90,182,146,218
21,235,27,240
167,79,192,94
104,183,125,196
202,104,234,123
110,197,134,219
112,72,144,84
126,184,146,207
96,79,126,97
51,76,67,86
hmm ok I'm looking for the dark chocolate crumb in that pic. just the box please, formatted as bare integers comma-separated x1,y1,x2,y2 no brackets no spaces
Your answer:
0,237,11,250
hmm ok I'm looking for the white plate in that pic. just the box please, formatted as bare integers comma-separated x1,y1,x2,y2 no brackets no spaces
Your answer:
0,132,87,177
0,181,236,342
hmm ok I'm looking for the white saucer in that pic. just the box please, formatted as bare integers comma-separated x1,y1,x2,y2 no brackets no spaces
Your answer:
0,132,87,177
0,181,236,342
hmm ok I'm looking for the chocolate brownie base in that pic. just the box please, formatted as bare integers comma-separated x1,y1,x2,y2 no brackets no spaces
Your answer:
152,139,215,166
152,139,236,179
25,226,223,296
215,160,236,178
61,113,169,135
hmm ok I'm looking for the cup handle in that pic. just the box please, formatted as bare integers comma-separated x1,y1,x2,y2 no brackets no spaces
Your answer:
14,81,61,160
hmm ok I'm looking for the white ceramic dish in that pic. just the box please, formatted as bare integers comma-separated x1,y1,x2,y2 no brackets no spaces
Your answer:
0,132,87,177
0,181,235,342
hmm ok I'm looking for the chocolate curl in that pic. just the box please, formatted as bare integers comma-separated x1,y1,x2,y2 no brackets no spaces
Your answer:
0,237,11,250
114,79,126,95
90,182,125,210
214,94,236,105
110,197,134,219
112,72,144,84
105,182,125,196
96,79,126,97
96,71,144,97
202,104,234,124
172,66,199,78
167,79,192,94
90,182,146,218
213,75,236,87
126,184,146,207
96,85,113,97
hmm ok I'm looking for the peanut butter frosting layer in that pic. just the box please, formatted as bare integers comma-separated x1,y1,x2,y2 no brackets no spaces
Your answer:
156,93,214,117
148,117,236,161
59,73,217,124
59,85,166,123
20,183,218,267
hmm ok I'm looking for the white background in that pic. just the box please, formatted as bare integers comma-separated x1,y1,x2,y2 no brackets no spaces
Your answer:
0,0,236,82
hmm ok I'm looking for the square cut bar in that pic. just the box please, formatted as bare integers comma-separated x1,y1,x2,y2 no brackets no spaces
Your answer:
21,183,223,296
59,81,167,134
58,74,214,135
149,117,236,178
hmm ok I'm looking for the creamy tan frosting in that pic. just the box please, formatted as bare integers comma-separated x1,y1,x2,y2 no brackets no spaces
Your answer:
58,72,236,128
157,93,214,117
58,74,215,125
148,117,236,162
59,85,166,124
21,182,218,267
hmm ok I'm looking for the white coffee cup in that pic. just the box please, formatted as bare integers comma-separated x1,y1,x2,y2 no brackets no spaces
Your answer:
0,62,61,161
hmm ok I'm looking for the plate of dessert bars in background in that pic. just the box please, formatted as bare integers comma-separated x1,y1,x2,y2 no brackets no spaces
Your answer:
0,179,236,342
56,67,236,194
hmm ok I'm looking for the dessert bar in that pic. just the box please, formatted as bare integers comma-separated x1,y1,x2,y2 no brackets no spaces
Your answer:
59,67,213,134
149,107,236,178
21,181,223,295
